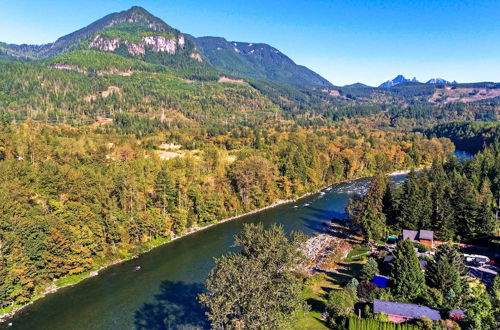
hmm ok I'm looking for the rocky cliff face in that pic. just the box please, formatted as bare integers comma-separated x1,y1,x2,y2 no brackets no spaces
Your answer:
88,34,195,57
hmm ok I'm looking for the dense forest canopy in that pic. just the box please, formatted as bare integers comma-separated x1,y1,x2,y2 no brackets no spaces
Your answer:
348,141,499,243
0,119,454,309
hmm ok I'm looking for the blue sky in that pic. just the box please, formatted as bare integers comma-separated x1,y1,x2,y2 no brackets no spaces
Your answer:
1,0,499,85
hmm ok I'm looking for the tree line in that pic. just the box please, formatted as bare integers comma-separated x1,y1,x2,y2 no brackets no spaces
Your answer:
348,141,499,242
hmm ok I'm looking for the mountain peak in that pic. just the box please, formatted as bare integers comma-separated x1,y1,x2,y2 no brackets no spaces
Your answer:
426,78,452,84
127,5,149,13
378,75,421,88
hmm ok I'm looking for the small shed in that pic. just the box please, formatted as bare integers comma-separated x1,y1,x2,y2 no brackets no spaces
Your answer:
373,275,390,288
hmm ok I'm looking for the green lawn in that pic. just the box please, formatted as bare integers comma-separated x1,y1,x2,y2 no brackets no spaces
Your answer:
293,259,365,329
346,246,370,262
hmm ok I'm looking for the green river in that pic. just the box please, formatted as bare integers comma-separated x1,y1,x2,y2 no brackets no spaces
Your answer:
4,174,408,330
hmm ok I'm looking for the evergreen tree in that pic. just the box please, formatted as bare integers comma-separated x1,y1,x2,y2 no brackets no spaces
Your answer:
426,244,464,308
396,171,425,230
390,239,426,302
453,177,481,240
354,172,389,241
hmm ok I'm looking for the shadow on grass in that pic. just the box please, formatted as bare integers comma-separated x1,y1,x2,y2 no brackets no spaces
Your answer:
306,297,327,313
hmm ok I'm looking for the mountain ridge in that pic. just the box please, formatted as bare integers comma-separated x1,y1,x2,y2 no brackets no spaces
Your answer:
189,36,332,87
0,6,331,87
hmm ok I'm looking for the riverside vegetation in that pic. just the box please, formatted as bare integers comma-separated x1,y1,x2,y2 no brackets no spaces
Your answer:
0,120,453,312
0,5,498,323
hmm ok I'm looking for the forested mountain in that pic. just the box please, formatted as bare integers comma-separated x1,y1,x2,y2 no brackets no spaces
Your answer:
189,36,332,86
344,82,371,88
0,6,178,60
0,6,330,87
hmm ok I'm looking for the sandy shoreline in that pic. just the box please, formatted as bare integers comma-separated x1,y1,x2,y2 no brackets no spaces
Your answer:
0,168,415,323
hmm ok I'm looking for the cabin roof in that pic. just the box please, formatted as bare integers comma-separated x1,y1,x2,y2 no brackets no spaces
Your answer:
402,230,419,241
419,230,434,241
373,300,441,321
383,255,394,263
402,229,434,241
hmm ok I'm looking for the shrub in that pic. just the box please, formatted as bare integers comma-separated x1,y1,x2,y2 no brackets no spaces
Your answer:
359,258,379,283
357,282,380,301
327,288,357,317
416,243,430,252
346,278,360,295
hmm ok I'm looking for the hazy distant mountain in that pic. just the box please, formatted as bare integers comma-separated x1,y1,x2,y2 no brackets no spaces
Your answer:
343,82,371,88
426,78,456,84
379,75,419,88
190,36,332,86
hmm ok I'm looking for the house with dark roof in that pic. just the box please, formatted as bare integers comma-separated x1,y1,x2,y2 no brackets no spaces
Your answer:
373,299,441,323
402,229,434,247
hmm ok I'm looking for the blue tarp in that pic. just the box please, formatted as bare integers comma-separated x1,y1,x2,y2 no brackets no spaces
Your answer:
373,275,389,288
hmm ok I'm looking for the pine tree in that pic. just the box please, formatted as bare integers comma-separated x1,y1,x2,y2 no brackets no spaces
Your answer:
453,176,481,240
391,239,426,302
397,171,425,230
426,244,464,308
356,172,389,241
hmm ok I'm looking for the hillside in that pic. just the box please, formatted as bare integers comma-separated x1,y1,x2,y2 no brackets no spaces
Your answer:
190,36,332,87
1,6,331,87
0,6,173,59
0,60,279,130
0,6,498,127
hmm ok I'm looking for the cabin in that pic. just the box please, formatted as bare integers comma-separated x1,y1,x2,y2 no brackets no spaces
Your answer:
373,300,441,323
402,229,434,248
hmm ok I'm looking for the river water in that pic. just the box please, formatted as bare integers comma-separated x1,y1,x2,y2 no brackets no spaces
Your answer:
6,174,409,330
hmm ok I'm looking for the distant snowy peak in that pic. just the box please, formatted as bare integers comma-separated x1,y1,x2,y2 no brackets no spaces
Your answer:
378,75,418,88
426,78,456,84
379,75,457,87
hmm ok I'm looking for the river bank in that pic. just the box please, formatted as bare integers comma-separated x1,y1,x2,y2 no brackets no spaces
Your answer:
0,167,416,323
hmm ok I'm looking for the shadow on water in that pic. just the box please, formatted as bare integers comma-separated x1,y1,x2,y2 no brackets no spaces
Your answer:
134,281,209,330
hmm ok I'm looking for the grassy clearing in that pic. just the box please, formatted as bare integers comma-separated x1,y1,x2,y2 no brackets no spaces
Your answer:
0,305,13,315
54,270,92,287
293,259,365,329
345,246,370,262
